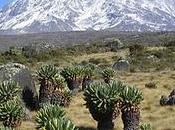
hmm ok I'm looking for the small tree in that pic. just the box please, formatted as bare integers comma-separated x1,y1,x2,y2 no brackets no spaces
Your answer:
82,64,96,90
60,66,83,92
37,65,59,106
101,68,115,84
120,86,144,130
84,81,124,130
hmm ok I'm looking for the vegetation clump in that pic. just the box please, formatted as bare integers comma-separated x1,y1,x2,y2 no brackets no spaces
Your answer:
37,64,72,107
0,80,25,129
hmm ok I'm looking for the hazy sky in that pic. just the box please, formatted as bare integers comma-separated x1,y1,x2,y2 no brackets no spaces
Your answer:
0,0,13,8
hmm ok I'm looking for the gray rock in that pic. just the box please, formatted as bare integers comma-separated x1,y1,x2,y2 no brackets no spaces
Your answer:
160,95,169,106
160,90,175,106
169,89,175,97
0,63,38,110
113,59,130,71
167,96,175,105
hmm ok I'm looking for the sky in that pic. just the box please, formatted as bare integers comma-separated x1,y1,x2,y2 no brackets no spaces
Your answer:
0,0,13,8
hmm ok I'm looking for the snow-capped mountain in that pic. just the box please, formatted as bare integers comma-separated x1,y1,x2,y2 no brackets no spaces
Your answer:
0,0,175,33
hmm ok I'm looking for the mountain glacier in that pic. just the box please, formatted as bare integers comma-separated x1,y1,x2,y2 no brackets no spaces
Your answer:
0,0,175,33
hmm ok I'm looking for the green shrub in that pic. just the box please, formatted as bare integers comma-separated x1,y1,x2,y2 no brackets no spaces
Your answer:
45,118,78,130
0,80,21,103
0,100,25,128
35,104,66,129
140,123,152,130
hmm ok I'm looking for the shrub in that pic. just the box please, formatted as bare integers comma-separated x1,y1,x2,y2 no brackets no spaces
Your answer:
0,80,21,103
0,100,25,128
35,104,66,129
120,86,144,130
45,118,78,130
140,123,152,130
84,81,123,130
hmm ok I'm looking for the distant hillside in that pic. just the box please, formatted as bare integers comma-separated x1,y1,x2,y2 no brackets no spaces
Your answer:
0,31,174,51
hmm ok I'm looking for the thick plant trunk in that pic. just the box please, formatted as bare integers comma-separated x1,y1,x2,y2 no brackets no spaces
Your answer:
49,91,70,107
39,87,50,107
97,120,114,130
82,77,93,90
66,79,81,93
39,80,52,107
121,109,140,130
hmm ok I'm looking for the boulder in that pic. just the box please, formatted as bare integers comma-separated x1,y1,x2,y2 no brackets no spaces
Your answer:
167,96,175,105
160,95,169,106
0,63,39,110
113,59,130,71
160,89,175,106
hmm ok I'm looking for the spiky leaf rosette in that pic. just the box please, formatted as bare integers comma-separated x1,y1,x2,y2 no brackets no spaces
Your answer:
120,86,144,111
0,80,21,103
84,80,123,121
0,100,25,128
45,118,78,130
35,104,66,129
54,75,66,91
140,123,152,130
101,68,115,79
82,64,97,78
37,65,59,81
60,66,83,80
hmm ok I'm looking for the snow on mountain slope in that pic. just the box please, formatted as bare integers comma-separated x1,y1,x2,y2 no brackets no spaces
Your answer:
0,0,175,33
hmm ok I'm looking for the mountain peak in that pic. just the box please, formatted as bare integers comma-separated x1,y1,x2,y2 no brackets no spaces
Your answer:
0,0,175,33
